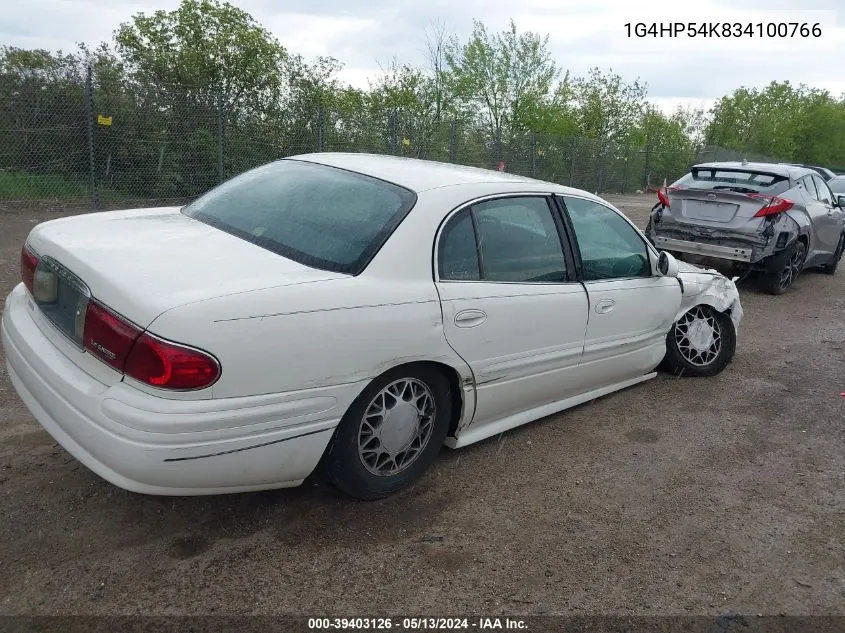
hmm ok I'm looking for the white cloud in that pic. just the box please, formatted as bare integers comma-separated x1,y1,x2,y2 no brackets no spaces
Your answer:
264,14,381,59
1,0,843,101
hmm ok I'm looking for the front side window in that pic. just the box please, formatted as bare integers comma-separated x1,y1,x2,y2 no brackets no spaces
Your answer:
828,178,845,195
560,196,651,281
182,160,417,275
437,197,568,283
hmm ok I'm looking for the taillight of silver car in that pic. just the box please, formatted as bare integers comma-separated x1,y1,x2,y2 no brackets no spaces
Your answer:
748,194,794,217
20,243,220,391
657,185,684,208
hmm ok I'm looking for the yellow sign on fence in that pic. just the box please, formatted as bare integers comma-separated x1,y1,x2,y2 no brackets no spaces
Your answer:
97,114,113,126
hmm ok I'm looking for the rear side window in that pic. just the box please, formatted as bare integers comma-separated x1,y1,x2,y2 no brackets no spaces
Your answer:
473,197,568,283
812,175,833,205
438,209,480,281
437,196,569,283
802,175,819,201
182,160,416,275
675,168,790,196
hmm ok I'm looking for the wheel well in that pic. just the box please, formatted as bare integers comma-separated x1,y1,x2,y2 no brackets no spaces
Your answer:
390,361,465,438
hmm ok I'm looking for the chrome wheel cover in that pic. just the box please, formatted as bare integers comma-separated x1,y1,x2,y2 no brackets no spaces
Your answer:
357,378,436,477
674,306,723,367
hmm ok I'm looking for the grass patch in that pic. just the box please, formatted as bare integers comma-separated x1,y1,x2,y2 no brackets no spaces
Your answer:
0,171,135,202
0,171,91,200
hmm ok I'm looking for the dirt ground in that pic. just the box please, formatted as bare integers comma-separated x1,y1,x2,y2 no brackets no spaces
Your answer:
0,195,843,617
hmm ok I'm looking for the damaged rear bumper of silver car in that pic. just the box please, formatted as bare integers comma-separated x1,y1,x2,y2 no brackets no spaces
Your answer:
653,236,753,262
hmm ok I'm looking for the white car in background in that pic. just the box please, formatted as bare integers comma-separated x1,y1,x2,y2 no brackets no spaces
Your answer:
1,154,743,500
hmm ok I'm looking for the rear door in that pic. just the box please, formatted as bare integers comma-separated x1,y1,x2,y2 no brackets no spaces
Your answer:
557,195,681,387
434,195,590,431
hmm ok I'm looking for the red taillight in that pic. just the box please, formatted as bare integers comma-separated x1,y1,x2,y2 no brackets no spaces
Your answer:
657,185,682,208
21,245,38,294
750,194,794,217
125,333,220,391
83,301,143,371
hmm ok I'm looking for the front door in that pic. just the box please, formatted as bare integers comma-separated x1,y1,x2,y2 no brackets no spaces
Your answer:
557,195,682,387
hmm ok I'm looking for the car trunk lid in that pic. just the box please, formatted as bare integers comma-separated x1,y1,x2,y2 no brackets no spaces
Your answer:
665,188,786,228
25,206,346,330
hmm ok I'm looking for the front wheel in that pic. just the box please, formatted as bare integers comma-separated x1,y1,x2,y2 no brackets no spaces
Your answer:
660,304,737,378
323,366,452,500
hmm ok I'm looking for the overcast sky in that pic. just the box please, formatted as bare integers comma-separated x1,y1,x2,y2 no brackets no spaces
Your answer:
3,0,844,113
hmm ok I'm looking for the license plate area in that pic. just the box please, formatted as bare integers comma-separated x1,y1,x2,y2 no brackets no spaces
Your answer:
682,200,739,222
33,257,91,348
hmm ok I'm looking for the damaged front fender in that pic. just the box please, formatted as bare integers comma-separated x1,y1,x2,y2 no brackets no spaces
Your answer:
674,260,744,339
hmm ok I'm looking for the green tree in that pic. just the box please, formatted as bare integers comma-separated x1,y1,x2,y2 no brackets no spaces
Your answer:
114,0,287,111
571,67,646,144
447,19,558,142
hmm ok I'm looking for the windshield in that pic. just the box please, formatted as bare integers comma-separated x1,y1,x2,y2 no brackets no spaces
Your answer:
673,168,791,196
828,177,845,194
182,160,417,275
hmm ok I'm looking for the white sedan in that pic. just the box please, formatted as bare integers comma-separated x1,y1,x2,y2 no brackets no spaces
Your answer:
1,154,743,500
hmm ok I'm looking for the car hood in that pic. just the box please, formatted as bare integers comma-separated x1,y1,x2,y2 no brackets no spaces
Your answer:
25,206,347,327
675,260,744,336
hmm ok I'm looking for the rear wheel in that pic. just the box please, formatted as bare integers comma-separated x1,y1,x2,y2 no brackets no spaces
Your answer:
661,304,736,378
760,240,806,295
821,233,844,275
324,366,452,500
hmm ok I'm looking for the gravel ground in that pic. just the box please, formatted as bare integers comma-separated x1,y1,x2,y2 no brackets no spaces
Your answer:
0,194,843,617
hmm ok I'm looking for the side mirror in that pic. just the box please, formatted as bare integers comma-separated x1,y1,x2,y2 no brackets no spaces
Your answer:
837,195,845,209
657,251,680,278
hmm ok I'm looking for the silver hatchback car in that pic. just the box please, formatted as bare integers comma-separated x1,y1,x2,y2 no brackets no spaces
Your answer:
646,162,845,294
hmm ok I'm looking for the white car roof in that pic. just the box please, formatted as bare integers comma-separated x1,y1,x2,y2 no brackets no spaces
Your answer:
287,152,600,200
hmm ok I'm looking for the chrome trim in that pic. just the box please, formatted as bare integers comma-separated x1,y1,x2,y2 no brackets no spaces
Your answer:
30,255,93,349
38,256,92,298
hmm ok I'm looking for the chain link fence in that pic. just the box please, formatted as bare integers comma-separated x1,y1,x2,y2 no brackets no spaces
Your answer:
0,66,783,210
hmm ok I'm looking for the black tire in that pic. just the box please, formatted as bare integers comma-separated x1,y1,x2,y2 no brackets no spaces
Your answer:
759,240,807,295
821,233,844,275
323,365,452,500
660,304,736,378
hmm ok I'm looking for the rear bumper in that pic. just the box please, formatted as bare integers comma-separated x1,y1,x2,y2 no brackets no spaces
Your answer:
654,236,753,263
1,283,361,496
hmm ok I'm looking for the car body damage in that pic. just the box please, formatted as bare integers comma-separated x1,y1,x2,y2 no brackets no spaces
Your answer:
648,201,802,269
646,161,845,295
675,260,744,340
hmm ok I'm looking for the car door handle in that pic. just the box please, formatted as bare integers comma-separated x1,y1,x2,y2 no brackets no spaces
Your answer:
454,309,487,328
595,299,615,314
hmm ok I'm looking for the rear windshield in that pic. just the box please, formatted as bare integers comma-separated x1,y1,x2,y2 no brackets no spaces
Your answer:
674,168,791,196
182,160,417,275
